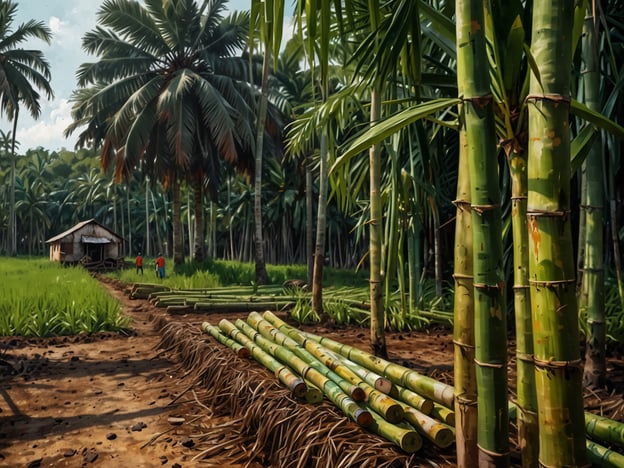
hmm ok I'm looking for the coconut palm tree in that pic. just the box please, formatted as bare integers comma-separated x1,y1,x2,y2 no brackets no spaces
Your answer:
0,0,53,256
66,0,258,265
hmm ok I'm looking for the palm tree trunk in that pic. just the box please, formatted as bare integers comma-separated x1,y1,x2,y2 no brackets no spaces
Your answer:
253,45,270,286
580,0,606,389
527,1,587,465
456,0,509,465
370,87,386,358
145,177,151,256
192,174,205,262
10,113,19,256
172,178,184,265
452,129,478,467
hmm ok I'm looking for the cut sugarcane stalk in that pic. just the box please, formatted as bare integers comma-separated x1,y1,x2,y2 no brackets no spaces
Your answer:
585,412,624,448
248,312,366,401
402,406,455,448
586,440,624,467
234,319,372,427
303,332,455,408
431,403,455,427
367,410,422,453
263,311,394,394
201,322,250,359
215,319,307,399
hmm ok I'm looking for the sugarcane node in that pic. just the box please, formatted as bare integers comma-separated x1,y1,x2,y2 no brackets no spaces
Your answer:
455,394,477,407
472,282,504,291
477,444,511,465
515,352,535,363
525,92,571,105
473,358,505,369
528,278,575,289
452,198,471,209
578,203,604,213
452,272,474,280
452,339,476,350
470,202,501,215
526,208,571,218
533,357,582,370
462,93,493,109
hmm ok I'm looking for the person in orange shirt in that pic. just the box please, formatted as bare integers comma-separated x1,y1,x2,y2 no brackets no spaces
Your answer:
135,253,143,275
155,253,165,279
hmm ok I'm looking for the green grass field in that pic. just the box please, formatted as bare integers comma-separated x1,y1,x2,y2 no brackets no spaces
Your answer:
0,257,130,337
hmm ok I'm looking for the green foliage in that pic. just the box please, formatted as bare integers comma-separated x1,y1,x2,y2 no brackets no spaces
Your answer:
0,258,130,337
579,272,624,348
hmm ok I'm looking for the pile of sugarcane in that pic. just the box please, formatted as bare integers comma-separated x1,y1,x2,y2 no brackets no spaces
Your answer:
128,283,297,314
201,310,456,453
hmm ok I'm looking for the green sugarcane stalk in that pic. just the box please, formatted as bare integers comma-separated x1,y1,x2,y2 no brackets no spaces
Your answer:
580,0,606,389
303,332,454,409
527,1,588,465
338,355,395,396
215,319,307,399
262,311,393,394
194,301,294,312
246,312,366,402
234,319,372,427
359,385,404,424
457,0,509,463
585,412,624,448
451,128,478,467
586,441,624,467
389,382,435,416
167,305,195,314
403,405,455,448
201,322,250,359
367,410,422,453
431,403,455,427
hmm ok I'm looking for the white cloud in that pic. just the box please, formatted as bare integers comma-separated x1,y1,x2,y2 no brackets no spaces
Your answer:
49,16,63,34
16,99,74,152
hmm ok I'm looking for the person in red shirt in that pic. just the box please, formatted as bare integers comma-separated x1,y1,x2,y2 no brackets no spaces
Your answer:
135,253,143,274
155,253,165,279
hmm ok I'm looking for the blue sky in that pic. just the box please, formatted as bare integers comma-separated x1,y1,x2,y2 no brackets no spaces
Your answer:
11,0,293,153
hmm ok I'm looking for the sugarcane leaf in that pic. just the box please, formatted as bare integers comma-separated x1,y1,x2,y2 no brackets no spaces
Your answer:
570,124,599,173
570,98,624,139
333,98,460,172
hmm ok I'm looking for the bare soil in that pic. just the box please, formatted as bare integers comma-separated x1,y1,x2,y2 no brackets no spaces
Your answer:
0,276,622,467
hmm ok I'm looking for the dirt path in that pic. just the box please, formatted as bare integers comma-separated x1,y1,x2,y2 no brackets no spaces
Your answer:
0,280,212,468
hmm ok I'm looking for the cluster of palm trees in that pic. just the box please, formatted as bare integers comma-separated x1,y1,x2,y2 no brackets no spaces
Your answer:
2,0,624,466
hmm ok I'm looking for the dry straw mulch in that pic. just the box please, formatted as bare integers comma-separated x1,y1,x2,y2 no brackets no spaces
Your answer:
156,319,457,467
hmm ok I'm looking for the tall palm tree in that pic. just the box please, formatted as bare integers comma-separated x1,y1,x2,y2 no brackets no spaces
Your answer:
66,0,258,265
249,0,286,284
0,0,53,256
